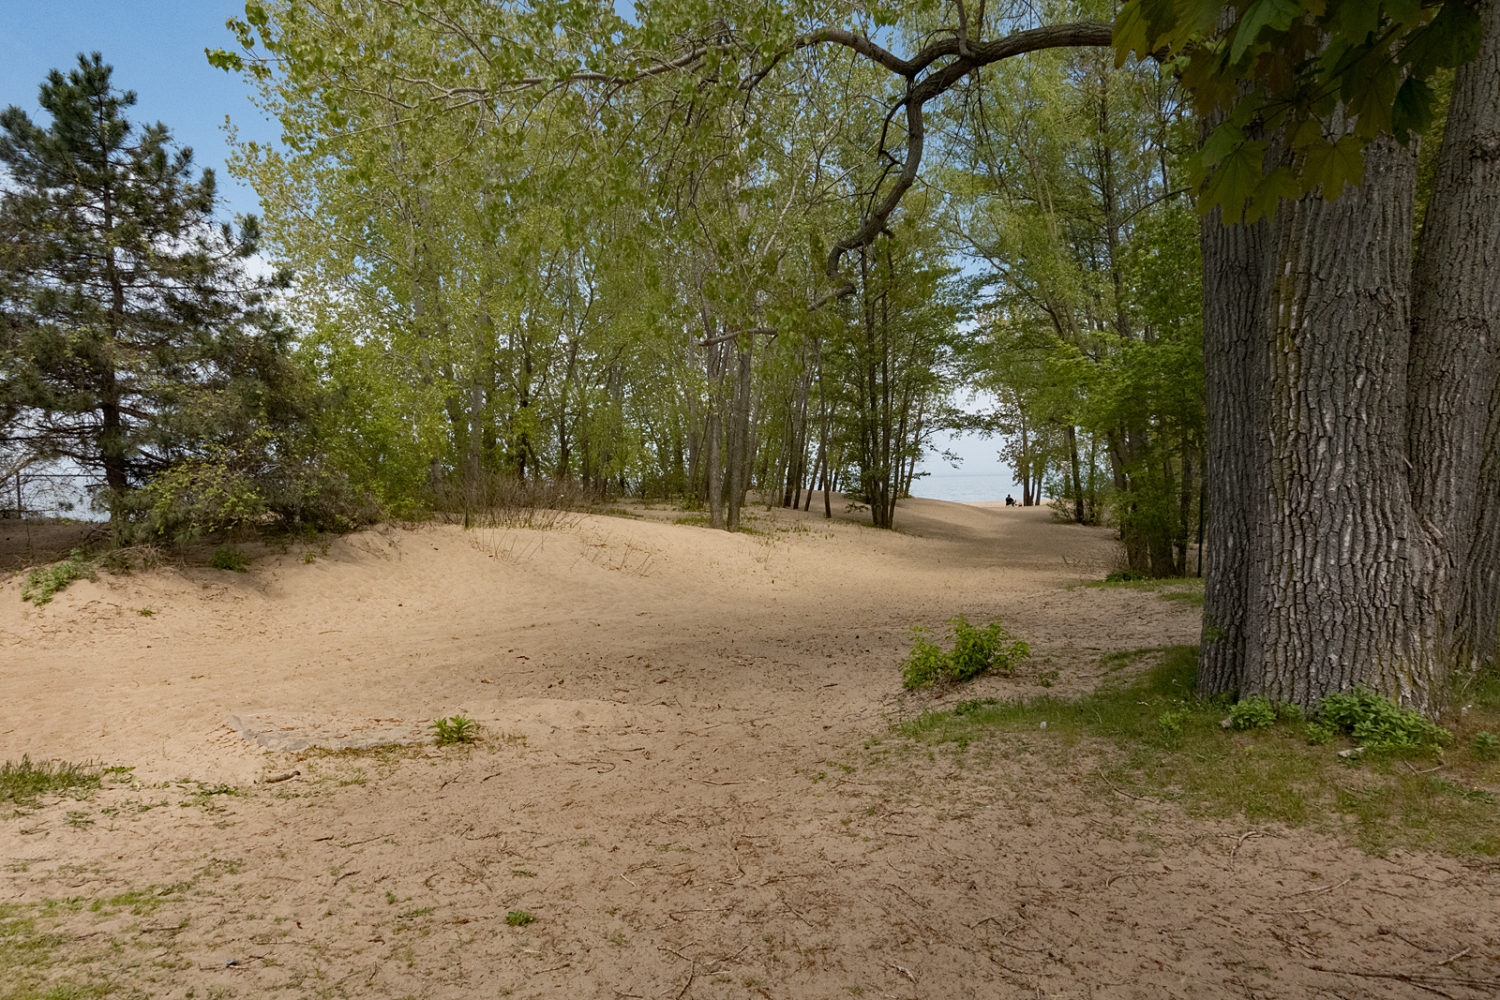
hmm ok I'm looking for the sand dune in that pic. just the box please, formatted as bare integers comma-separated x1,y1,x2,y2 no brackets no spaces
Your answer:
1,500,1145,782
2,499,1494,999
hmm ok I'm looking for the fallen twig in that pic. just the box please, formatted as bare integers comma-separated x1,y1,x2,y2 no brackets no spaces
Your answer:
1309,965,1500,991
1106,870,1150,889
261,770,299,784
1227,830,1265,868
887,962,917,983
1285,877,1351,898
1095,767,1155,802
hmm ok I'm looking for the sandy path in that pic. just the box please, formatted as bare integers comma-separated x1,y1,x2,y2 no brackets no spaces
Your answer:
2,500,1496,998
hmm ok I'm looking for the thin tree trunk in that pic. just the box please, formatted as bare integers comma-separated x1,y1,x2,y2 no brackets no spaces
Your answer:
1197,189,1272,697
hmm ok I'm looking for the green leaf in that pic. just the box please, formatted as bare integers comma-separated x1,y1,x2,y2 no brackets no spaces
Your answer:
1199,139,1267,223
1199,121,1246,169
205,48,243,73
1347,60,1400,139
1302,134,1366,200
1113,1,1152,65
1245,166,1301,224
1326,0,1381,42
1400,1,1483,77
1230,0,1304,65
1175,0,1226,37
1391,76,1436,141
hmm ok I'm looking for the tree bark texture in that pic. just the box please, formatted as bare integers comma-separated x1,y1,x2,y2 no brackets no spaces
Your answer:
1408,0,1500,684
1200,2,1500,712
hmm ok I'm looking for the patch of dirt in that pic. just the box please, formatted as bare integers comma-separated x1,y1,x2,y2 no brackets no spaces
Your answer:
2,500,1496,998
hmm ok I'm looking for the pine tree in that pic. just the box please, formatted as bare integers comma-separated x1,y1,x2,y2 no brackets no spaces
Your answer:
0,53,298,524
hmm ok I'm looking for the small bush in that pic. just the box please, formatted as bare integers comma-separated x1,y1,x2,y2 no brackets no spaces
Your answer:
1228,696,1278,731
900,616,1030,690
900,627,951,689
209,545,250,572
431,715,479,746
21,550,97,606
1316,687,1450,755
1156,708,1192,747
0,755,100,805
1473,731,1499,761
505,910,536,927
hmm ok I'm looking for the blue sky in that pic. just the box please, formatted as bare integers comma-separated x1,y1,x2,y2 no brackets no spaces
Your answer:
0,1,273,219
0,1,1016,499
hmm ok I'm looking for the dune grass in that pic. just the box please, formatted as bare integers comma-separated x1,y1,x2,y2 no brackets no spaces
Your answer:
898,646,1500,857
0,756,101,807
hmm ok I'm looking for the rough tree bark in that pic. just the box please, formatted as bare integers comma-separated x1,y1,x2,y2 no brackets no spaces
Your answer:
1199,0,1500,712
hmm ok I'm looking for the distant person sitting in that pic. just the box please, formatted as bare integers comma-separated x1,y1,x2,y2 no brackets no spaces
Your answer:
1004,494,1016,507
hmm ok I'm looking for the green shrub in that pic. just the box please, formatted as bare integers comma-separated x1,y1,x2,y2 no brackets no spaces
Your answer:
899,627,950,690
1228,696,1278,731
209,545,250,572
431,715,479,746
1156,708,1192,747
1316,687,1450,755
505,910,536,927
21,550,97,606
136,449,268,543
1473,731,1499,761
900,616,1030,690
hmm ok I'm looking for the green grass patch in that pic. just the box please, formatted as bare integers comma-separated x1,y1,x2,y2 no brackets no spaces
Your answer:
896,646,1500,857
20,550,97,606
0,884,189,999
1087,574,1204,607
0,757,100,807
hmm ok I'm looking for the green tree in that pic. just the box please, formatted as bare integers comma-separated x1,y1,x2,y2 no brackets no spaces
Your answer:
213,1,1498,714
0,54,301,527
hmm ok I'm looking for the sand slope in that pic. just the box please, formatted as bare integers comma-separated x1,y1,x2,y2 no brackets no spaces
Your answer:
2,499,1495,999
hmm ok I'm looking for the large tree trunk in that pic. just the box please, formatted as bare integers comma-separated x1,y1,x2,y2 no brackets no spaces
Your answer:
1247,132,1429,708
1202,6,1500,714
1409,0,1500,687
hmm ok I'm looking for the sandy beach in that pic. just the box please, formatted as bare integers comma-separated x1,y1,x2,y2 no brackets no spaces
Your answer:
2,498,1495,998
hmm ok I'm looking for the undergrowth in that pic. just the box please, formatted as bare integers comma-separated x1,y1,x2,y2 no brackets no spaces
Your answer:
20,550,97,606
897,647,1500,857
901,615,1030,689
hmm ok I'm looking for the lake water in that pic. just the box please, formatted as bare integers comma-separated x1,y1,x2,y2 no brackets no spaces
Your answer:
910,471,1022,504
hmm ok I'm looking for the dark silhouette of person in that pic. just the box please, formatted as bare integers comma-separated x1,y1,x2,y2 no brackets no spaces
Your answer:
1004,494,1016,507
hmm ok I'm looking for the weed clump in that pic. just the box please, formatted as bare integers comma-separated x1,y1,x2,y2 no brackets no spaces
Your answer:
430,715,479,746
1474,731,1499,761
1227,696,1278,731
505,910,536,927
901,615,1029,690
1311,687,1450,755
21,550,97,606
